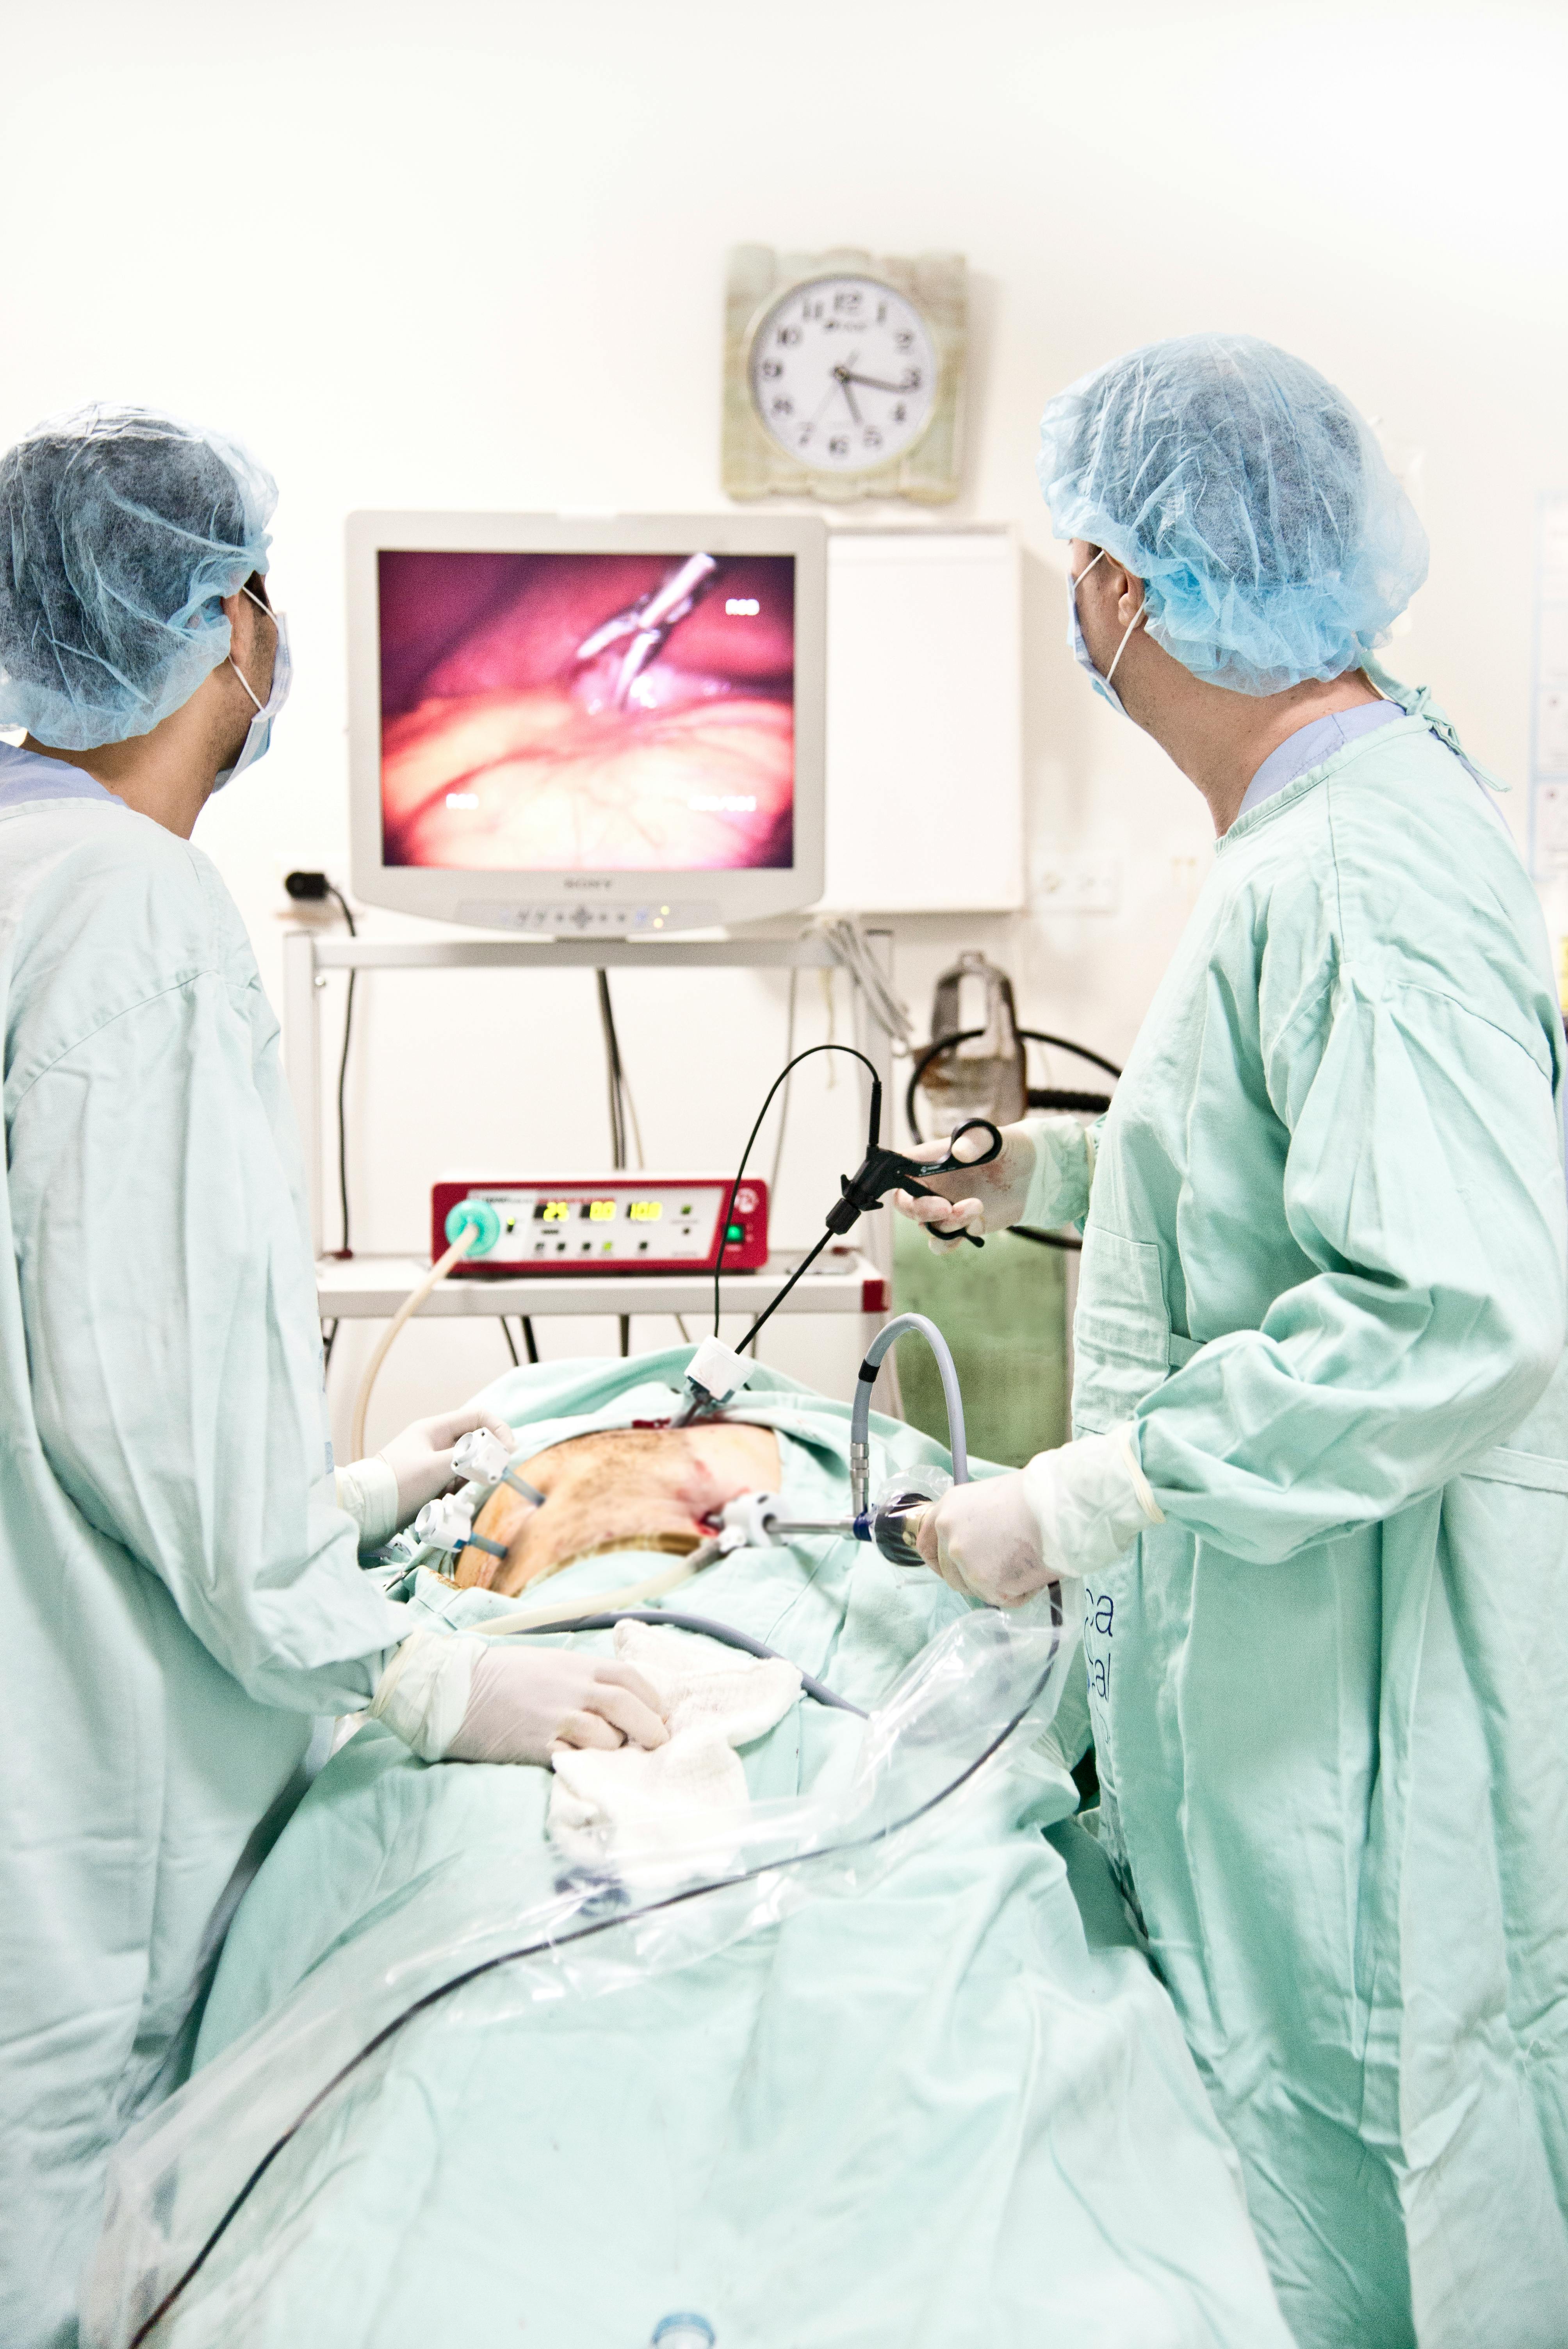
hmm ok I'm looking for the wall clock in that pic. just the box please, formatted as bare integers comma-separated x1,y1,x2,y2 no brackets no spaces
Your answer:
722,245,966,504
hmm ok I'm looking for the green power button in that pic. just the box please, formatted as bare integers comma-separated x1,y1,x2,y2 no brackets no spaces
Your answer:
726,1223,745,1243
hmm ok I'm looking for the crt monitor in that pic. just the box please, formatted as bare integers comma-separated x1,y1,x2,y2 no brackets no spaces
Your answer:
346,512,826,934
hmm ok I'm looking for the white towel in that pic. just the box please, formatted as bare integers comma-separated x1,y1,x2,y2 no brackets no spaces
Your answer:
548,1622,801,1871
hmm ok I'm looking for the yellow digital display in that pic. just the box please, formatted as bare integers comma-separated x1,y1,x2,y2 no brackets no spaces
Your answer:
586,1199,616,1222
536,1200,571,1223
628,1200,663,1222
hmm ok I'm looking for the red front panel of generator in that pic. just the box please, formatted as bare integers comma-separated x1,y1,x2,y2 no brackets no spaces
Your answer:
432,1176,770,1275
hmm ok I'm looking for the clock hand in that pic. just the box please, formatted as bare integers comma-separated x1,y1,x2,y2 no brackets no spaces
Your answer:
838,371,922,395
829,356,866,427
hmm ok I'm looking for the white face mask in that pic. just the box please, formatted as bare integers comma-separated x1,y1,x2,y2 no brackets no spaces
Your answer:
216,584,291,790
1066,549,1145,718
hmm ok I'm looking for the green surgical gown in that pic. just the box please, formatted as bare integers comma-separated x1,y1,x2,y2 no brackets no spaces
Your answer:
0,762,406,2349
1062,697,1568,2349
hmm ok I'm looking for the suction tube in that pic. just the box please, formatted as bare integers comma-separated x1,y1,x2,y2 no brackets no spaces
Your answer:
852,1313,968,1517
349,1217,481,1460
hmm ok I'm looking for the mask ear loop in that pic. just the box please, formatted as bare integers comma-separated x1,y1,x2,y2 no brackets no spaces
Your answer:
1073,550,1146,690
1104,597,1146,688
229,586,273,712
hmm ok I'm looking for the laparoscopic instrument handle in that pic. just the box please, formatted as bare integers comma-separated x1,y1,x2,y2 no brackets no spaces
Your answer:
873,1498,930,1568
825,1117,1003,1249
722,1492,932,1572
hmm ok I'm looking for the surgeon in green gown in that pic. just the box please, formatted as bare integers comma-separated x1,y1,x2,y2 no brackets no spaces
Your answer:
899,334,1568,2349
0,408,667,2349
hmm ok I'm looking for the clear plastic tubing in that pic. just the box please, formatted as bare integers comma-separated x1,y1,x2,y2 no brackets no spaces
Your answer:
651,2321,716,2349
852,1312,968,1512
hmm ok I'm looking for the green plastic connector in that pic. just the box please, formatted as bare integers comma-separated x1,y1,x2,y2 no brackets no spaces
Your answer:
445,1197,501,1256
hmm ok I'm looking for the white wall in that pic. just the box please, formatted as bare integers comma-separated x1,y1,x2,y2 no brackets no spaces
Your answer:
7,0,1565,1453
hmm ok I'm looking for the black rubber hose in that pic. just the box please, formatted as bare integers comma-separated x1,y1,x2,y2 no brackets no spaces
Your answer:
1008,1226,1083,1253
1026,1088,1111,1114
905,1029,1121,1141
1017,1029,1122,1081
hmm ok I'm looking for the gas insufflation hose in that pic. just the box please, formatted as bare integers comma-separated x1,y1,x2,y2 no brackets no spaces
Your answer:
850,1313,968,1517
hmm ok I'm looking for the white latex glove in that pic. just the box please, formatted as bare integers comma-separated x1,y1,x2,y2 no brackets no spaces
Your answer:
915,1424,1163,1606
369,1629,670,1766
892,1114,1098,1253
890,1121,1039,1253
378,1403,515,1528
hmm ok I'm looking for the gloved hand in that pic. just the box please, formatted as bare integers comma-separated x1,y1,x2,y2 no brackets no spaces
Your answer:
379,1403,515,1527
916,1471,1058,1604
369,1629,670,1766
915,1424,1163,1606
891,1120,1039,1253
336,1404,517,1547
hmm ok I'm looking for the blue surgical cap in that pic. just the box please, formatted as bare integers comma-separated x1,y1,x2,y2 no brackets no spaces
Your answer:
1037,333,1428,697
0,404,276,750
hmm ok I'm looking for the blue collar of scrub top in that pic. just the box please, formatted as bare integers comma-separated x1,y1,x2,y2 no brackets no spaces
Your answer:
0,740,124,812
1237,699,1405,818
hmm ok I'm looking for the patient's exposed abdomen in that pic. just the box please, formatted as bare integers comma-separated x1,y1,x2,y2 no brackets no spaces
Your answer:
457,1422,783,1595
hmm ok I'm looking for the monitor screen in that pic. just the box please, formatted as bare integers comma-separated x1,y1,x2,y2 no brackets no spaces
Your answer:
377,549,797,874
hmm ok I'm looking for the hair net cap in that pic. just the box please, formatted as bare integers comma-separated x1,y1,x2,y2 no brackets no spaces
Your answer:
0,404,276,750
1037,333,1428,697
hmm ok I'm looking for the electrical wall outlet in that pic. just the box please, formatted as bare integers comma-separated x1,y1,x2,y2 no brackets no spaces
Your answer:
1032,852,1121,915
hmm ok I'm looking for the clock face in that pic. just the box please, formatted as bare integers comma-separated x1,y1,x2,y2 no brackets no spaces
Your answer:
747,275,938,472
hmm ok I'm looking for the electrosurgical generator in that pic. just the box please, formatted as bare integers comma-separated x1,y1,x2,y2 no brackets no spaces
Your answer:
431,1177,770,1275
